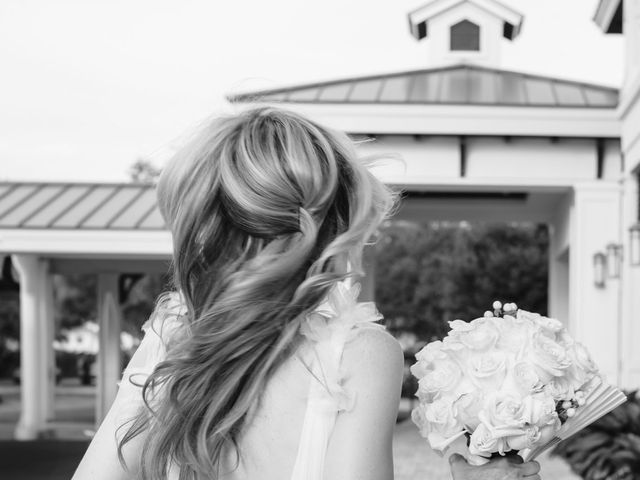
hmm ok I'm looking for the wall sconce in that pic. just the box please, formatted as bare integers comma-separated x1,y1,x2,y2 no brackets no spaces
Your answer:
630,223,640,267
593,252,607,288
606,243,623,278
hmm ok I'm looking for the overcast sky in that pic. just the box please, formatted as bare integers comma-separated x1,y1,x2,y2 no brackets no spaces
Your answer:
0,0,624,182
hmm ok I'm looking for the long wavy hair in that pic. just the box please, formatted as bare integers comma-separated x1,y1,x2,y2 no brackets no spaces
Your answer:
118,107,395,479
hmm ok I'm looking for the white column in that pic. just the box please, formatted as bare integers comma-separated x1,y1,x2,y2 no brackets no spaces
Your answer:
38,261,55,422
569,183,623,384
360,245,376,302
12,254,49,440
96,273,122,425
548,192,571,323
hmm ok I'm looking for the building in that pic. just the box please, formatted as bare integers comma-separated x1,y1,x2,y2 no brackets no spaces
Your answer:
0,0,637,440
594,0,640,388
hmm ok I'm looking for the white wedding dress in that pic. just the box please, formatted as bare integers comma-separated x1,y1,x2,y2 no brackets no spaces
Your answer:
116,281,384,480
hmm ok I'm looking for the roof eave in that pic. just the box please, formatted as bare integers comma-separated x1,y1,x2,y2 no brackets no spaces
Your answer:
0,229,172,258
230,101,621,139
593,0,623,34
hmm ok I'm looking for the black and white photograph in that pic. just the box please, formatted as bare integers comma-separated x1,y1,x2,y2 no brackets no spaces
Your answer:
0,1,639,479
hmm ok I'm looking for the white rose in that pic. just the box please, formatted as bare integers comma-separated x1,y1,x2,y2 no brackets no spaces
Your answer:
458,322,500,351
513,362,542,394
415,340,448,365
454,392,484,430
441,335,465,352
424,397,464,437
467,352,507,390
528,332,572,382
411,341,449,380
413,398,466,453
566,342,599,390
481,393,528,434
521,393,557,426
412,403,430,437
448,319,475,333
417,359,462,398
543,376,575,401
410,360,430,380
496,316,531,352
518,310,564,335
555,329,575,348
468,423,509,457
506,425,541,451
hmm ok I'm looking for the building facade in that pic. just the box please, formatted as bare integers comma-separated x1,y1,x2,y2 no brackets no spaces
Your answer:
229,0,630,388
595,0,640,387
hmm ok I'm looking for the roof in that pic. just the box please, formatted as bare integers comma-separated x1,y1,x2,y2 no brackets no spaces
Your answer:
594,0,623,34
0,182,165,230
228,65,619,108
408,0,523,40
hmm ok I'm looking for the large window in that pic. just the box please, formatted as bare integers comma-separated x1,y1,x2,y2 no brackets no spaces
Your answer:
450,19,480,51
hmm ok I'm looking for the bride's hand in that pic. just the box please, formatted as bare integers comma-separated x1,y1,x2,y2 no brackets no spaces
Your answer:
449,453,541,480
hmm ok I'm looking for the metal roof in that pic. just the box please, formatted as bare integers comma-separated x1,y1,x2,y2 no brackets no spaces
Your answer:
228,65,619,108
0,182,165,230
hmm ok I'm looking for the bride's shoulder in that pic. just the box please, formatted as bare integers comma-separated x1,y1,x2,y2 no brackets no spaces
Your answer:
330,281,403,391
301,280,403,390
343,326,404,389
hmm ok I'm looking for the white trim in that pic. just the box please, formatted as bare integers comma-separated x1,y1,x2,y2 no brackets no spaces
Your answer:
0,230,172,257
619,73,640,117
409,0,523,35
383,178,595,192
239,103,621,138
50,258,170,274
593,0,622,33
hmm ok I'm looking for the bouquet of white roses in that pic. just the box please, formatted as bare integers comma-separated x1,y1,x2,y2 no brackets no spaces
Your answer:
410,301,626,465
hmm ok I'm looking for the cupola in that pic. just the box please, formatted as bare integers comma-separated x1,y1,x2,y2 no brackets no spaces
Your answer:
408,0,523,67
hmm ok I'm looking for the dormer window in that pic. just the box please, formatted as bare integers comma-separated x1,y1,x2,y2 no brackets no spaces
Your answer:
450,20,480,51
408,0,522,66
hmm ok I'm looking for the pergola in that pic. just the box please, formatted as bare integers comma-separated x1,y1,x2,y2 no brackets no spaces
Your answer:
0,182,171,439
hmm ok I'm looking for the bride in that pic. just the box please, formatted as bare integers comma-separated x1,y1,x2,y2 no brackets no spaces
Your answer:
73,107,541,480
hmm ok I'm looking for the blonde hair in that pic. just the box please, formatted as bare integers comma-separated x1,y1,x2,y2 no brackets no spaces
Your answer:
119,107,395,479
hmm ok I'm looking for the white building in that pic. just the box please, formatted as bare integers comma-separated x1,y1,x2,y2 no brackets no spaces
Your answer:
594,0,640,388
0,0,638,440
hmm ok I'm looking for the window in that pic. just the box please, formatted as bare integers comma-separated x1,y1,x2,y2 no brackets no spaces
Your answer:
450,20,480,51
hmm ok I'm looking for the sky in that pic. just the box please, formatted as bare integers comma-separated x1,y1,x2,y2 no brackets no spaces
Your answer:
0,0,624,182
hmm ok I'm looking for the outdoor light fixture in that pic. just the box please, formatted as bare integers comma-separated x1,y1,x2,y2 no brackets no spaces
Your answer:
606,243,623,278
631,223,640,267
593,252,607,288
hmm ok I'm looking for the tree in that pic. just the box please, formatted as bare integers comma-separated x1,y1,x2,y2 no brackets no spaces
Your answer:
120,273,171,338
375,222,549,341
55,274,97,331
129,158,161,184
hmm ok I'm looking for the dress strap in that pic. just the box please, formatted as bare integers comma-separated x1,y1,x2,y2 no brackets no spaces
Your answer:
290,282,384,480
